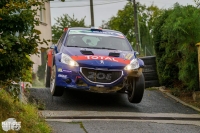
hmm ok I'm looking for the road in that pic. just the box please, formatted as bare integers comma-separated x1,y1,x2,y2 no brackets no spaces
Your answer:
29,88,200,133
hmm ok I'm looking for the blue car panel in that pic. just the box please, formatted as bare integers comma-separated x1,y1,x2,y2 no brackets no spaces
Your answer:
51,28,144,93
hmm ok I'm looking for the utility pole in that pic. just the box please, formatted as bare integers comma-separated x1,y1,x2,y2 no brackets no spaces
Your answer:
90,0,94,26
133,0,139,52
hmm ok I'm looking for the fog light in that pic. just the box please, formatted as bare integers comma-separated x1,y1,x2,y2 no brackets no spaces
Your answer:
76,79,87,86
66,78,72,84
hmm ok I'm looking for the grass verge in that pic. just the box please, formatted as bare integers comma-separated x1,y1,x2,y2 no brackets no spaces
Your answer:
0,89,51,133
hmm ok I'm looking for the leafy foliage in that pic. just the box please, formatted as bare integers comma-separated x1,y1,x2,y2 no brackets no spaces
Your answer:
0,0,48,93
153,4,200,91
37,63,46,81
105,2,162,55
106,2,135,45
0,89,51,133
52,14,86,43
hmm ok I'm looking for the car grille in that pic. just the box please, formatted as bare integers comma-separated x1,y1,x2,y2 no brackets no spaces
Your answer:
80,67,122,84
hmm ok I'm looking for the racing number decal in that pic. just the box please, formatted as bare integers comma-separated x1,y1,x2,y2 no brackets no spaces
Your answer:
88,72,112,80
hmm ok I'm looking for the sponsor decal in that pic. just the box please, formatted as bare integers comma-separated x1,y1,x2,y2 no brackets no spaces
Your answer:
58,74,67,79
85,55,119,62
69,30,125,38
63,70,72,73
88,72,112,80
96,84,104,87
71,55,131,64
58,68,63,72
125,53,134,60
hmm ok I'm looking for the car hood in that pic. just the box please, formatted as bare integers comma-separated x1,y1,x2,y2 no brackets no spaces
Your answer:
61,47,135,69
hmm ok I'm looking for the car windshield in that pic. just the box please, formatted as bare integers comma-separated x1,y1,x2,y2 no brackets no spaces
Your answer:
65,33,131,51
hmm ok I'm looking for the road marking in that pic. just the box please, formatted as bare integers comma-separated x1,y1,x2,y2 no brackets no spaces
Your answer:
45,119,200,126
45,115,200,121
40,111,200,126
40,111,200,118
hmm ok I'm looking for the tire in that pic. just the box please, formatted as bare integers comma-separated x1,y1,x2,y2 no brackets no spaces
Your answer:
45,64,51,88
50,65,64,96
127,74,145,103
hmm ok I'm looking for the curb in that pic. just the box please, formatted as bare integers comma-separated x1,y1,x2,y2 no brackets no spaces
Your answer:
158,88,200,112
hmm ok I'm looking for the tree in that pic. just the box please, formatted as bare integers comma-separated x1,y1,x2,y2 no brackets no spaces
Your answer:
0,0,48,92
194,0,200,7
105,2,135,46
52,14,86,43
104,2,161,55
138,4,163,56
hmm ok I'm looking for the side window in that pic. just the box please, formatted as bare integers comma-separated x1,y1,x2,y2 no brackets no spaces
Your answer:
57,32,66,51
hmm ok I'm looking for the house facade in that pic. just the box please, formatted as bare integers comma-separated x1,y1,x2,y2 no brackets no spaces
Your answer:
31,1,52,73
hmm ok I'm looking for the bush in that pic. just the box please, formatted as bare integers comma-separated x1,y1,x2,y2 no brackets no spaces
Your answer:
153,4,200,91
0,0,49,92
37,63,46,81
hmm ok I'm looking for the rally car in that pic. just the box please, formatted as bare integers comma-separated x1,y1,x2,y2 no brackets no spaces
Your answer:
45,27,145,103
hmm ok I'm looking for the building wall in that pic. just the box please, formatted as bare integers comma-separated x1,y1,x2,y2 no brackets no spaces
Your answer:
31,1,52,73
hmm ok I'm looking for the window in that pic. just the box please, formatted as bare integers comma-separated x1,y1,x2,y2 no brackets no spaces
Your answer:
65,34,131,51
39,5,46,22
57,32,66,52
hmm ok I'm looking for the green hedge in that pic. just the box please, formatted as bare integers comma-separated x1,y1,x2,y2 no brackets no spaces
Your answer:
153,4,200,91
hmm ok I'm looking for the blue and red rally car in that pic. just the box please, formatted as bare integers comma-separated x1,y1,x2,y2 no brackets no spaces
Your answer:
45,27,145,103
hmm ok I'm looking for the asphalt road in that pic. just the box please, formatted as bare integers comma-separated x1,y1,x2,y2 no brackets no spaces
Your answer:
47,121,200,133
29,88,200,133
29,88,198,114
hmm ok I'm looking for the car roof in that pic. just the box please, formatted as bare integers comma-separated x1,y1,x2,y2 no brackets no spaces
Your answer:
67,27,122,34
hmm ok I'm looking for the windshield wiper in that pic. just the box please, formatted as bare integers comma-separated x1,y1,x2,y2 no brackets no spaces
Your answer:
67,45,81,47
87,47,118,50
67,46,117,50
67,46,93,49
97,47,118,50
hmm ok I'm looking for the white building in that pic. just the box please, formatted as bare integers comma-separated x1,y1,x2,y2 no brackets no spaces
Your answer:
31,1,52,73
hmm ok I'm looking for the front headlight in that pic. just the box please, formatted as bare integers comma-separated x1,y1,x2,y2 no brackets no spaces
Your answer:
61,53,79,66
124,59,139,70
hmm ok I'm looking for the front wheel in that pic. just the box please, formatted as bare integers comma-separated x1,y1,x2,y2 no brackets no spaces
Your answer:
127,74,145,103
50,65,64,96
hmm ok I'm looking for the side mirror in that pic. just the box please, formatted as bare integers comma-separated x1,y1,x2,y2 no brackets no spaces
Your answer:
50,45,58,53
50,45,55,49
134,51,139,55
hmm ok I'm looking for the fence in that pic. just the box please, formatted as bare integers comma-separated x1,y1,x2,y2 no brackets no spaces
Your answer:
140,56,160,88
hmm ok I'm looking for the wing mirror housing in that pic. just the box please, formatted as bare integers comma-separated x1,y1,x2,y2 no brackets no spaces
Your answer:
134,51,139,55
50,44,58,53
50,45,55,49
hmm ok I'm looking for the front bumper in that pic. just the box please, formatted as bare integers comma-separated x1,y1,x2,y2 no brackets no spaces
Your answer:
55,61,142,93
